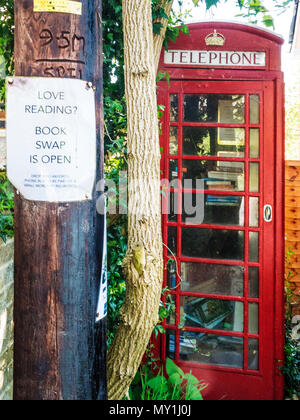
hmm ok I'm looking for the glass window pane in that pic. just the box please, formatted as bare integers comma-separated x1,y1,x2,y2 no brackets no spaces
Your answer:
166,330,176,360
183,94,245,123
249,303,259,334
182,160,245,192
250,95,260,124
249,232,259,262
183,127,245,157
249,338,259,370
167,259,177,289
170,94,179,122
166,295,176,325
249,163,259,193
250,129,260,158
249,267,259,299
169,159,178,185
168,192,178,222
182,193,244,226
182,192,204,225
179,331,244,369
169,126,178,155
168,227,177,256
182,228,245,261
180,296,244,332
180,262,244,296
249,197,259,227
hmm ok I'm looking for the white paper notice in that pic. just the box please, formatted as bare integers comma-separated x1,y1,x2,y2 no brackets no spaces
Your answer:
6,77,96,202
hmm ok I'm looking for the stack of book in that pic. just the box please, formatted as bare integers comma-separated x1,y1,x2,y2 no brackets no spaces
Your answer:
206,169,244,191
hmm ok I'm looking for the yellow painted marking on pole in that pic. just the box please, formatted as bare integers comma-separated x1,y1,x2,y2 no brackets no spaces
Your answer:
33,0,82,15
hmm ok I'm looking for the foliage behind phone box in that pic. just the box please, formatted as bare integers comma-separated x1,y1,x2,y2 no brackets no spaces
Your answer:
0,0,14,101
0,171,14,243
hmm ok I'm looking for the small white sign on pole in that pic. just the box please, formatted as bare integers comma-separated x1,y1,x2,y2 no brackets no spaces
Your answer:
6,77,96,202
96,202,107,323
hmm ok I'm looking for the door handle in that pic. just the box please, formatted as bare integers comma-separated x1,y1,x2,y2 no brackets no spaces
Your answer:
264,205,273,222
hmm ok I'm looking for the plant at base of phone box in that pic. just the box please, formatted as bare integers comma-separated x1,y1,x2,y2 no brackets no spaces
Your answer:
282,248,300,400
282,317,300,400
128,357,206,400
0,171,14,243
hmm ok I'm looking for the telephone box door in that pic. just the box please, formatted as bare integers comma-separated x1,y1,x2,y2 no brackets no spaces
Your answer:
159,79,281,400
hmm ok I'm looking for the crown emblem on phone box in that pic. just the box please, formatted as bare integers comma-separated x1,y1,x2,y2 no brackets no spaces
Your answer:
205,30,226,46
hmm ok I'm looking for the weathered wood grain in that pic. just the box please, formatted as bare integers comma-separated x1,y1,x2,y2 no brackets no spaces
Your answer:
285,161,300,314
13,1,106,400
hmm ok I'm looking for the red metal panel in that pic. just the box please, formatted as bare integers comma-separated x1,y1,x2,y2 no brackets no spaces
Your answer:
157,22,284,400
273,76,285,401
158,79,284,400
158,21,283,73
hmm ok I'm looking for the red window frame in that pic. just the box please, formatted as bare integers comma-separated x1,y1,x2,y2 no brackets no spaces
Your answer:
157,79,283,400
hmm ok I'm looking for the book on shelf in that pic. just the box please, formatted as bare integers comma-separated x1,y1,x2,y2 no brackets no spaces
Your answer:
206,195,240,206
216,163,244,173
207,171,244,191
205,178,234,191
207,200,239,204
206,180,232,185
207,170,242,181
207,196,239,202
207,184,234,191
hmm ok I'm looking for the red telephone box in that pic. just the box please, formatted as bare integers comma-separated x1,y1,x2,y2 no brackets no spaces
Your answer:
157,22,285,400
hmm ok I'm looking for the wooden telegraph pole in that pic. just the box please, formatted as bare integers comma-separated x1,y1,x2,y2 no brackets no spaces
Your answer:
13,1,106,400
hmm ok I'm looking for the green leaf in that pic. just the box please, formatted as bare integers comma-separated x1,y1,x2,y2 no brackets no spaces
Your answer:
147,375,168,392
157,325,166,334
263,14,274,28
205,0,220,9
153,22,164,35
166,358,184,378
168,372,183,386
184,373,200,385
180,25,190,35
188,387,203,400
